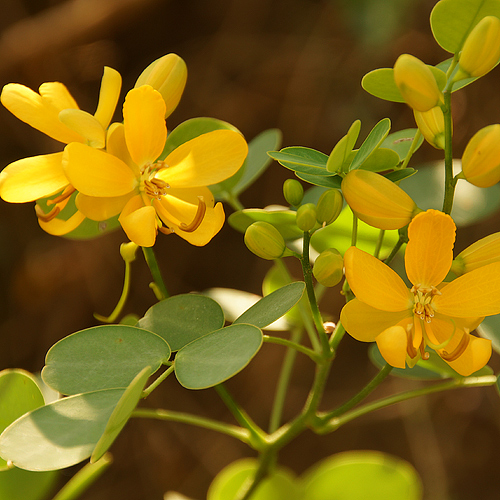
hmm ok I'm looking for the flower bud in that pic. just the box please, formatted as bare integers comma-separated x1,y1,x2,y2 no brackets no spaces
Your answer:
120,242,139,263
316,189,343,225
413,106,447,149
313,248,344,287
244,221,287,260
341,169,420,230
458,16,500,78
134,54,187,118
393,54,443,112
296,203,317,232
451,232,500,275
461,124,500,187
283,179,304,206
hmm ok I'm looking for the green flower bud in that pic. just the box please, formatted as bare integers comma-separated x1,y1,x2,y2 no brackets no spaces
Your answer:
313,248,344,287
283,179,304,206
244,221,287,260
316,189,343,225
458,16,500,79
120,242,139,263
413,106,447,149
296,203,317,232
134,53,187,119
393,54,443,112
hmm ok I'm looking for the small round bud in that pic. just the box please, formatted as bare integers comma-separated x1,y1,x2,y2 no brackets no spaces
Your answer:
316,189,343,225
296,203,317,232
313,248,344,287
462,124,500,187
393,54,443,112
413,106,447,149
244,221,287,260
120,242,139,263
283,179,304,206
134,54,187,119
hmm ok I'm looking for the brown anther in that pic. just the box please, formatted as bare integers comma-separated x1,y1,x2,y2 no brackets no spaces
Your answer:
159,226,175,235
46,186,76,206
35,204,60,222
180,197,207,232
419,342,430,360
441,332,471,362
406,327,418,358
151,178,169,190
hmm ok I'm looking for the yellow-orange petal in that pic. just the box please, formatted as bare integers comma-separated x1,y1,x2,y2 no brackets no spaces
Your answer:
438,334,492,376
340,298,411,342
158,130,248,188
376,326,408,368
344,246,412,312
39,82,79,110
76,192,133,221
59,109,105,148
123,85,166,167
433,261,500,317
107,123,138,175
118,195,157,247
0,152,67,202
94,66,122,129
1,83,84,144
405,209,456,288
63,143,137,197
38,210,85,235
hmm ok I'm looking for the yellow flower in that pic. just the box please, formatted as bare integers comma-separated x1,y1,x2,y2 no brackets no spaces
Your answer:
413,106,447,149
340,209,500,376
341,169,420,230
63,85,248,247
461,124,500,187
0,67,122,235
451,232,500,276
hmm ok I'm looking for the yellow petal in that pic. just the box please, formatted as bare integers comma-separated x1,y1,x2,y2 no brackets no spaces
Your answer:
0,152,67,202
439,334,492,376
340,298,411,342
159,130,248,188
94,66,122,129
107,123,138,175
38,210,85,235
426,314,483,347
344,246,412,312
1,83,84,144
76,192,133,221
123,86,166,167
118,195,157,247
405,209,456,287
376,326,408,369
59,109,105,148
63,143,137,197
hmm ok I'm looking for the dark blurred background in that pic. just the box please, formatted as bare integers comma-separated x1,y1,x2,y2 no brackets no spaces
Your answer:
2,0,500,499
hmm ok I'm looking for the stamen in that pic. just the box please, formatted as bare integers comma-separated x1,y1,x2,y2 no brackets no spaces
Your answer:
180,197,207,232
35,204,60,222
158,225,175,235
441,330,470,362
47,186,76,206
406,326,418,358
419,342,430,360
144,179,169,200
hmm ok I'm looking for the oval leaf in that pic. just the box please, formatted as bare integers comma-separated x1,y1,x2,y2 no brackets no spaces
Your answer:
268,147,330,175
350,118,391,171
0,389,125,471
137,294,225,352
0,466,58,500
381,128,424,160
234,282,305,328
358,147,400,172
175,324,263,389
326,119,361,173
294,172,342,189
42,325,170,395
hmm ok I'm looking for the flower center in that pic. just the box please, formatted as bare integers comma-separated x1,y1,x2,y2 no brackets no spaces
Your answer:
35,185,76,222
140,161,170,200
411,284,441,323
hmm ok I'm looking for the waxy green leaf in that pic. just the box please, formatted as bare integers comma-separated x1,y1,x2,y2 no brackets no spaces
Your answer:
268,147,330,176
137,294,225,351
42,325,170,395
294,172,342,189
326,119,361,173
175,324,263,389
0,466,58,500
358,147,400,172
350,118,391,171
381,128,423,160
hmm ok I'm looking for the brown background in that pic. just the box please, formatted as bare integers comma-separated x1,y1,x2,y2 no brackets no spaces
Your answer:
1,0,500,499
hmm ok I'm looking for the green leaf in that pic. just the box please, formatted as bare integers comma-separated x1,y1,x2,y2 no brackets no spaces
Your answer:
175,324,263,389
326,119,361,173
137,294,225,352
228,209,303,240
477,314,500,355
0,389,125,471
436,58,478,91
301,451,422,500
294,172,343,189
268,147,330,176
42,325,170,395
208,458,301,500
384,168,417,183
358,147,400,172
91,367,150,463
0,466,58,500
350,118,391,171
0,370,45,471
234,282,305,328
430,0,500,53
211,129,282,200
381,128,424,160
161,117,239,159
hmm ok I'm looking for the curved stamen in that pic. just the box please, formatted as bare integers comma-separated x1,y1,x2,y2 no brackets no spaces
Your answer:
406,324,418,358
46,186,76,206
440,329,470,362
158,225,175,235
180,197,207,232
35,204,60,222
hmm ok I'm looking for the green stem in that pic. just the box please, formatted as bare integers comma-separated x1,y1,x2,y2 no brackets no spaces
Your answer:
329,321,346,352
226,193,245,212
131,408,252,444
320,375,497,432
235,448,277,500
442,90,456,215
142,246,169,299
262,334,320,362
351,212,358,247
142,365,175,398
384,235,405,266
373,229,385,259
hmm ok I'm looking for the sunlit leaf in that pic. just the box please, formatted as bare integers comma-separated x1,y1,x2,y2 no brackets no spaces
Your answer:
350,118,391,171
268,147,330,176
